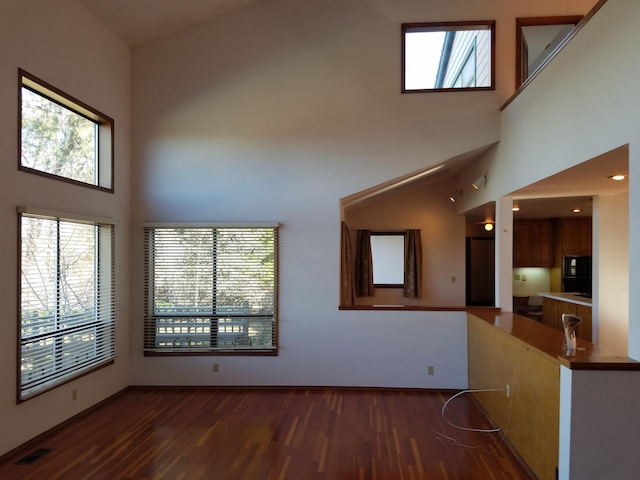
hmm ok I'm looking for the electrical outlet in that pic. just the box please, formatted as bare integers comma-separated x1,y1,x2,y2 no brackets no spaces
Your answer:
505,384,511,397
428,366,434,376
213,363,219,373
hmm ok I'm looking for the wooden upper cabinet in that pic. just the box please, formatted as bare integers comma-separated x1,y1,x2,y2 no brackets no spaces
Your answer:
561,218,592,256
535,221,554,266
513,221,534,266
513,220,554,267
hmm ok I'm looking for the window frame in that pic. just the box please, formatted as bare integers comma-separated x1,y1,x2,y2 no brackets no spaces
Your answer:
18,69,115,192
143,224,279,357
401,20,496,93
17,207,116,402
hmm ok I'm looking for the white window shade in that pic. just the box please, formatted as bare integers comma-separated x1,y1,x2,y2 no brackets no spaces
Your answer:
370,234,405,286
19,212,115,400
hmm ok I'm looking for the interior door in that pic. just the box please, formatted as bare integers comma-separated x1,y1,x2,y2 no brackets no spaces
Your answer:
466,236,495,306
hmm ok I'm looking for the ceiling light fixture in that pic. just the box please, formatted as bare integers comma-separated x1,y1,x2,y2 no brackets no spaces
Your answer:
572,208,582,213
609,174,627,181
484,222,494,232
512,205,520,212
472,173,488,190
449,188,463,203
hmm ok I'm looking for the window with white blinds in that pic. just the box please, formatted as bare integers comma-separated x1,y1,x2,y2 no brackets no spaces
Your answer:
19,210,115,401
143,225,278,355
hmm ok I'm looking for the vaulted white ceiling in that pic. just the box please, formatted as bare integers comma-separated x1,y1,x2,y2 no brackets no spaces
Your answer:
79,0,259,46
78,0,628,222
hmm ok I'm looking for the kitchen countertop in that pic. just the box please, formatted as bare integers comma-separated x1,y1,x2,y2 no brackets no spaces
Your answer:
538,292,592,307
468,310,640,370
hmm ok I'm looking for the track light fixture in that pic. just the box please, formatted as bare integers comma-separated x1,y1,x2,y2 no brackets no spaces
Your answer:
449,188,463,203
472,173,488,190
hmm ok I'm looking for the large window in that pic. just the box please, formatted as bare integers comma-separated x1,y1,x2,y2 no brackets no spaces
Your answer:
19,208,115,401
144,225,278,355
402,21,495,92
19,69,114,191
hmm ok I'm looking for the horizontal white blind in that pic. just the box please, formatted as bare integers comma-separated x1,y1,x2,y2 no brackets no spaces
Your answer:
144,226,278,354
20,214,115,400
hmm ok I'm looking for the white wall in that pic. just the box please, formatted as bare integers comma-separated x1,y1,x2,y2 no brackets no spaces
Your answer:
131,310,469,390
559,368,640,479
129,0,593,390
0,0,131,456
628,143,640,357
512,268,550,296
597,192,630,354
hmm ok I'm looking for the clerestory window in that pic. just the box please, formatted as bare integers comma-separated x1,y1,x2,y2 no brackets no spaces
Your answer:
19,69,114,191
143,225,279,355
18,208,116,401
402,21,495,92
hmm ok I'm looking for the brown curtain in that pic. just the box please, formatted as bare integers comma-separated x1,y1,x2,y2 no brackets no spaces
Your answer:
404,229,422,298
340,222,355,306
355,229,374,297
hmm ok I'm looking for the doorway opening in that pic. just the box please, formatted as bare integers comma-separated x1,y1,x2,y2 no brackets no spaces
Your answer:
516,16,582,89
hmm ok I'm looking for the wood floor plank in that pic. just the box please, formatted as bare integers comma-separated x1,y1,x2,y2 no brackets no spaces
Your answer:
0,388,536,479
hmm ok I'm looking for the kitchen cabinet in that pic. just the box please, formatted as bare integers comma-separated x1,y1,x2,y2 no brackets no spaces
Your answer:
541,296,591,341
575,304,593,342
542,297,559,329
561,218,592,256
513,220,553,267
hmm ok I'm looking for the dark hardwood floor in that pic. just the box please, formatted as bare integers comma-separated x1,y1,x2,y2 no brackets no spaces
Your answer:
0,388,535,479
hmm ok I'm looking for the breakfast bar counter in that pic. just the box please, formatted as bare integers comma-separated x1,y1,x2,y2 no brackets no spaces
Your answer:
468,309,639,370
467,309,640,480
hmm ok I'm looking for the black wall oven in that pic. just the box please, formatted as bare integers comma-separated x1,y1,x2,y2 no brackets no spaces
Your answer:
562,256,592,295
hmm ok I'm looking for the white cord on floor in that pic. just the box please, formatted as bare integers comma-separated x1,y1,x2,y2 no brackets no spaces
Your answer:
442,388,504,432
433,387,514,455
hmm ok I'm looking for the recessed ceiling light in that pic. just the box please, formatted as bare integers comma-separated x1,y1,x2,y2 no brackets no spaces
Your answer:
572,208,582,213
609,174,627,181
